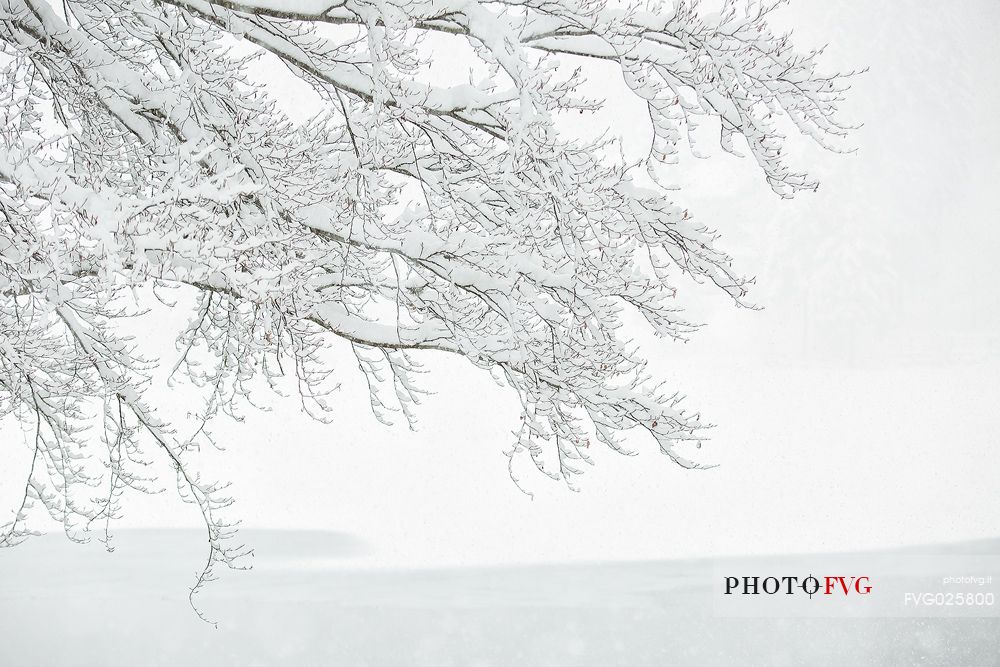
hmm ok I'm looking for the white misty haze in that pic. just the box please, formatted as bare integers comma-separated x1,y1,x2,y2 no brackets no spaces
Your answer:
1,0,998,568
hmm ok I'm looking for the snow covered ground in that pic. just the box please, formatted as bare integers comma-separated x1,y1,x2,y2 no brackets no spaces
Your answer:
2,531,998,665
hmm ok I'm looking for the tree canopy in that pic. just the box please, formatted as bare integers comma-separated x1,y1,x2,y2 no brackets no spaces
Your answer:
0,0,854,606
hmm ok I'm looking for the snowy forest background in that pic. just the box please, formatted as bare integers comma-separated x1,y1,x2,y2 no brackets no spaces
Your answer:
2,0,999,664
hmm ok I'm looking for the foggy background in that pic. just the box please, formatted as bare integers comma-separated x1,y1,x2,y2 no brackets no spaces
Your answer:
2,0,998,568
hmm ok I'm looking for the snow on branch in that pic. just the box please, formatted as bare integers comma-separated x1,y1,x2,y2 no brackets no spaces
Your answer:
0,0,855,604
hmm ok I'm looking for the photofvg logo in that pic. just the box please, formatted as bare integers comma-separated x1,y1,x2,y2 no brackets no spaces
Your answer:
712,555,1000,618
724,575,872,598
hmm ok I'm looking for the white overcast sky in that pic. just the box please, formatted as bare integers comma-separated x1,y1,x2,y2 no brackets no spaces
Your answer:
3,0,999,567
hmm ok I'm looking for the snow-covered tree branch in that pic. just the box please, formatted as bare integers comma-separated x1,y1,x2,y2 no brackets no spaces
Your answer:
0,0,855,605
